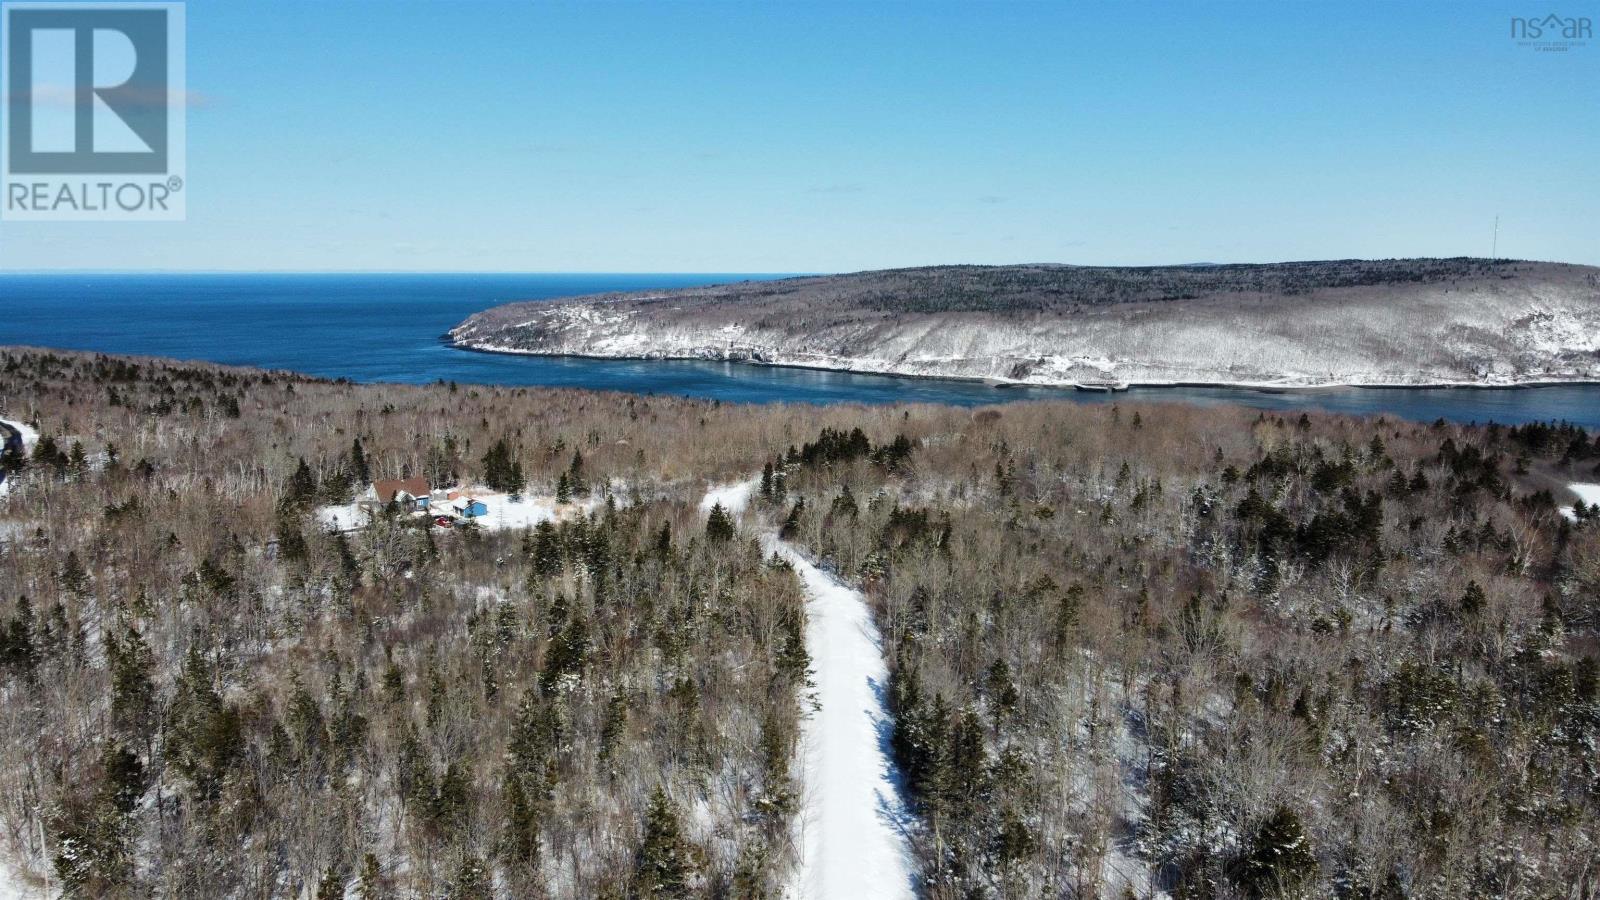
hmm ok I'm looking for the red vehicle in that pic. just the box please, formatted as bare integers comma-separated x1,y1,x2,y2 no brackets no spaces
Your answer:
433,516,454,528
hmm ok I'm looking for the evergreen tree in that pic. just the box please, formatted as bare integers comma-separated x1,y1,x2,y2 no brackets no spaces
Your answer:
275,510,307,562
503,773,542,867
829,484,858,519
541,613,590,690
598,691,628,763
654,520,673,558
167,648,244,797
481,438,524,494
349,437,371,486
58,550,90,596
284,457,318,509
779,499,805,540
529,521,562,578
1,596,37,680
705,503,735,542
68,440,88,474
633,787,697,898
100,743,145,816
1235,805,1319,898
316,868,344,900
31,434,68,471
358,854,385,900
447,853,492,900
106,626,156,742
567,449,588,498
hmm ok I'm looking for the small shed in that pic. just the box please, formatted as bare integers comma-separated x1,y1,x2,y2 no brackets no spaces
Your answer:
453,497,489,519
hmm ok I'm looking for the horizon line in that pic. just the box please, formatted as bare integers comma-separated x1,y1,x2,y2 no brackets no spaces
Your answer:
0,255,1577,277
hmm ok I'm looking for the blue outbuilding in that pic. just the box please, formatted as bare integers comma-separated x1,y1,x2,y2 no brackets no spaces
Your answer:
454,498,489,519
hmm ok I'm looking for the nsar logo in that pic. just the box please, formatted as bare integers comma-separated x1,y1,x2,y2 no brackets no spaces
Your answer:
1510,12,1592,51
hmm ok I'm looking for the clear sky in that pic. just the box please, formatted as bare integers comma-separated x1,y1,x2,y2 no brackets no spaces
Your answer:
1,0,1595,272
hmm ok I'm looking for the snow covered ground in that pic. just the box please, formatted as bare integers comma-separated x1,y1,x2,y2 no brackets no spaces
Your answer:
467,491,605,530
0,850,45,899
316,489,605,533
701,481,917,900
1559,483,1600,522
313,499,369,531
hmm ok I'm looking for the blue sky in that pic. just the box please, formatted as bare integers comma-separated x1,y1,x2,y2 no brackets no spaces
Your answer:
1,0,1595,271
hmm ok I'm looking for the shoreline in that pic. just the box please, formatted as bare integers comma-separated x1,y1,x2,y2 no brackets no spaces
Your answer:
444,337,1600,395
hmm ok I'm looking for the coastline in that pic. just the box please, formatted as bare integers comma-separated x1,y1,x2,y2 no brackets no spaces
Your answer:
444,337,1600,395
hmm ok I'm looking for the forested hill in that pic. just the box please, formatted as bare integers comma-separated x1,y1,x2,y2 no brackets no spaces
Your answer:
1,347,1598,896
451,258,1600,387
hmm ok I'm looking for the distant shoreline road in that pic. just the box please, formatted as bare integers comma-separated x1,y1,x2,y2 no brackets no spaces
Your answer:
447,337,1600,393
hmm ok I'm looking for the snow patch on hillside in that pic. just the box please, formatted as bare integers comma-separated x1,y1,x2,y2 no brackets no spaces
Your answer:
0,852,47,899
1559,483,1600,522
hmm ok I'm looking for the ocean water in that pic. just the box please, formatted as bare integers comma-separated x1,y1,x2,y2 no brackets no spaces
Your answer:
0,272,1596,429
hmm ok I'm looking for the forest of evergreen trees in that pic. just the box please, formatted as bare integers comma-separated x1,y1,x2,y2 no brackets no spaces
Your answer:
0,347,1596,898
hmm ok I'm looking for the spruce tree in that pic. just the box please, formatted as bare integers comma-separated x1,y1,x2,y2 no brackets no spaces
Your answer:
349,437,371,485
106,626,156,741
654,520,673,558
504,773,542,866
447,853,492,900
58,550,90,596
705,503,735,542
481,438,523,494
633,787,696,898
529,521,562,578
567,449,588,498
284,457,318,509
1235,805,1319,898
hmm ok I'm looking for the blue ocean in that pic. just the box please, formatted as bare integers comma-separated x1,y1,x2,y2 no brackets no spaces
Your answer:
1,272,1596,429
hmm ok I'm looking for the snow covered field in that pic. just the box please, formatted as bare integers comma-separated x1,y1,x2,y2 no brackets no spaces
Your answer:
0,863,43,900
316,489,604,533
701,481,917,899
1560,483,1600,521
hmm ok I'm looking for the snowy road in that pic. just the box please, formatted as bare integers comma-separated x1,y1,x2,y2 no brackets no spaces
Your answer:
701,480,917,899
0,415,39,500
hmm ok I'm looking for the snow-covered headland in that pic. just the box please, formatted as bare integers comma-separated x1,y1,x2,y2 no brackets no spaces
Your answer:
451,260,1600,389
